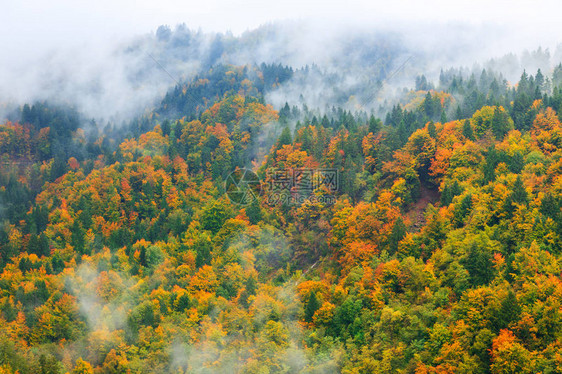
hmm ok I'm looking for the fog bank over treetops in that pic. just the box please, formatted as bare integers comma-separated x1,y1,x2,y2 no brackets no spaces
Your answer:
1,19,560,122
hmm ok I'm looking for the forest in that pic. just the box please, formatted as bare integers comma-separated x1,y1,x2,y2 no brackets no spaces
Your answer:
2,28,562,373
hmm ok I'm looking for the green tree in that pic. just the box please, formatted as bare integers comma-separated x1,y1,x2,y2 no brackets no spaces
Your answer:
509,151,525,174
540,192,559,219
511,176,528,205
494,290,520,331
428,121,437,138
276,126,292,150
174,293,191,312
368,115,382,134
200,200,229,234
462,119,475,140
441,180,462,206
387,217,407,254
454,194,473,227
246,198,262,225
461,241,494,286
70,220,86,254
304,291,320,323
194,234,212,268
491,106,513,140
38,354,61,374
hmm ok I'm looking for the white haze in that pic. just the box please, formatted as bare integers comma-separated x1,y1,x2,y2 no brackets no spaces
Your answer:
2,1,562,122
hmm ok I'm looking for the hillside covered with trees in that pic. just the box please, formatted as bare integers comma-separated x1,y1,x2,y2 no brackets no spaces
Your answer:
2,50,562,373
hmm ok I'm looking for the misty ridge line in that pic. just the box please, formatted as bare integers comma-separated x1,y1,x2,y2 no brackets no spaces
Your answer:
1,20,562,128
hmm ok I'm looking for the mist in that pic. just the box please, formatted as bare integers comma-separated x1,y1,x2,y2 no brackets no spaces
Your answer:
3,1,562,124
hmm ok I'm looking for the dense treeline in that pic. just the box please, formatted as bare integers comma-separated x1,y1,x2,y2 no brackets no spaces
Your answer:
1,63,562,373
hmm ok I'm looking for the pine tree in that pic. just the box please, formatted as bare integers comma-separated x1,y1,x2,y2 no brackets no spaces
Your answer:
509,151,525,174
387,217,407,254
511,176,528,205
139,247,148,267
161,119,171,136
454,194,473,227
246,198,262,225
368,115,381,134
427,121,437,138
32,232,50,258
175,293,191,312
304,291,320,323
396,120,408,148
27,234,40,256
51,253,65,274
70,220,86,254
535,69,545,92
195,237,212,268
455,105,463,120
491,106,512,140
483,147,499,184
553,63,562,88
540,193,559,219
276,126,292,150
494,290,520,331
441,180,462,206
462,120,474,140
462,242,494,286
